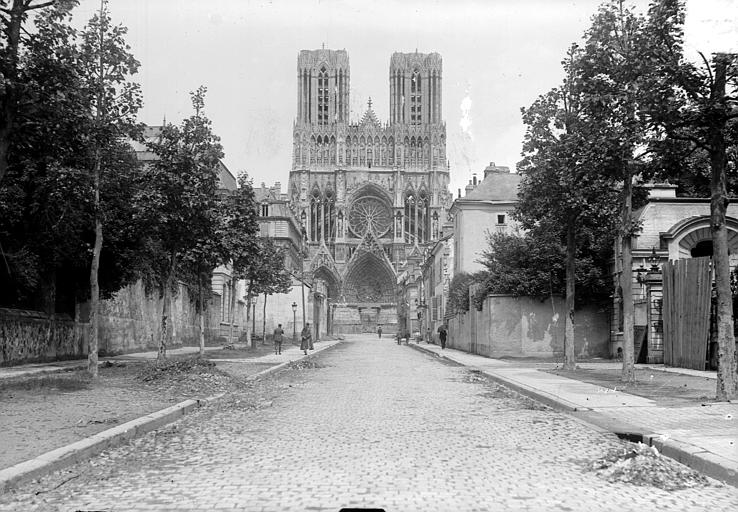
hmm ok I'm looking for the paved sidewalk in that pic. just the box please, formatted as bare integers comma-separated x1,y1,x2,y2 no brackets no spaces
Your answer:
411,343,738,487
0,339,340,383
0,345,220,383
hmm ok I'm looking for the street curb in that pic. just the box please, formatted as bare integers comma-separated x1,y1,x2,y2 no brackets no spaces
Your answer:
0,393,223,494
409,343,738,488
408,343,587,412
245,340,343,381
0,341,343,494
644,434,738,487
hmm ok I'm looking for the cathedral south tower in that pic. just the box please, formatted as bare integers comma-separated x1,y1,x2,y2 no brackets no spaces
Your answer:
289,48,452,336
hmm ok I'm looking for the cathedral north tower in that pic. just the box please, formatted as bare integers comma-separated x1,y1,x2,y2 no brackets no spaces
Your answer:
296,49,350,126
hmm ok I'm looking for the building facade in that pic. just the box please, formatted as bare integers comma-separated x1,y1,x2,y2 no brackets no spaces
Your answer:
251,182,308,344
288,48,453,335
612,184,738,367
449,162,521,275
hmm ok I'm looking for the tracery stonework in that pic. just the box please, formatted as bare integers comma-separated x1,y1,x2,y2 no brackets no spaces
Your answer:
349,197,392,237
288,48,452,333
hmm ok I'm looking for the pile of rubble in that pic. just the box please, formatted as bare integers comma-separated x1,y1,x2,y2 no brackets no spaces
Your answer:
590,442,713,491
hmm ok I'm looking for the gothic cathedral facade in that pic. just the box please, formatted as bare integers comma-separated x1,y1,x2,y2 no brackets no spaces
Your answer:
288,48,452,335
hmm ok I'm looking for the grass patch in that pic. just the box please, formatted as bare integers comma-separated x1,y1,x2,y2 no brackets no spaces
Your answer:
0,371,92,393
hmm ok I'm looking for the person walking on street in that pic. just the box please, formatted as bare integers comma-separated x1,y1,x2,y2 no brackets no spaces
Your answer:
300,323,313,355
377,325,382,338
273,324,284,355
437,323,448,350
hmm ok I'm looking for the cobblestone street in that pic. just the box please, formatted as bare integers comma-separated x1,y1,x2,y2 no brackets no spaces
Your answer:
2,335,737,512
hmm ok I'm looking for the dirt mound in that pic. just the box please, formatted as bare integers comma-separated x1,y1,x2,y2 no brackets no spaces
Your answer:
590,442,713,491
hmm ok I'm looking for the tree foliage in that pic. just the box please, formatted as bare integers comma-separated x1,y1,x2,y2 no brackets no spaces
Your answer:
447,272,474,316
0,0,75,184
142,86,224,359
0,1,143,319
235,236,293,349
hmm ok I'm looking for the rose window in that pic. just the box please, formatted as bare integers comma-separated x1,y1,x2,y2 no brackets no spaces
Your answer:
349,197,391,237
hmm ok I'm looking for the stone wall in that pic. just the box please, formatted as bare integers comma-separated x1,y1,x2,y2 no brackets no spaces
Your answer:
329,305,398,335
1,279,235,366
0,309,88,366
97,280,205,355
446,294,609,359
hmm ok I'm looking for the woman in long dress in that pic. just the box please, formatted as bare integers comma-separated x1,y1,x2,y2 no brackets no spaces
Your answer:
300,323,312,355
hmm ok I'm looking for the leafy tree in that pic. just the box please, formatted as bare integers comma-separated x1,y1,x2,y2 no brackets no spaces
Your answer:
220,174,259,346
234,237,293,350
642,5,738,398
447,272,474,316
180,173,258,355
517,46,620,370
260,242,293,343
0,1,88,310
142,86,223,360
0,0,70,185
77,0,142,377
476,232,564,299
574,0,684,382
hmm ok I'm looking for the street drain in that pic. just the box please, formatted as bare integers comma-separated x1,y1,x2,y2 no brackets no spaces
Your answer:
614,431,644,443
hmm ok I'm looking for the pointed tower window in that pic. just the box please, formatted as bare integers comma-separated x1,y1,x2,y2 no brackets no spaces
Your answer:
318,67,329,125
410,70,422,125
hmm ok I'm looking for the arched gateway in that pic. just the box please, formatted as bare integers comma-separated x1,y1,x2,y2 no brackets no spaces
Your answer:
288,48,453,336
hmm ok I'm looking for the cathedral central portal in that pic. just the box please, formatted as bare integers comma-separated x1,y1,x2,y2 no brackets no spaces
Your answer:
288,48,451,335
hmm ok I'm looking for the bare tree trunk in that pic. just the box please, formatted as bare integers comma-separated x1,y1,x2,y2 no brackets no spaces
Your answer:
198,272,205,358
711,55,737,401
88,148,103,379
621,169,635,383
158,254,176,360
88,0,106,379
262,292,268,345
228,275,237,344
245,283,254,350
564,219,576,371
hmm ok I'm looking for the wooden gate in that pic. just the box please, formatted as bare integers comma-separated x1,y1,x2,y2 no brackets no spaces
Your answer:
662,257,711,370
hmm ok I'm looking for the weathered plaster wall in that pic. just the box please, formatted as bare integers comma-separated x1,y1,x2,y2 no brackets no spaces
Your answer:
446,295,609,359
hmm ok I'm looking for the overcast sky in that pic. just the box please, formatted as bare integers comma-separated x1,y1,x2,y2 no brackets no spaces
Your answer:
69,0,731,195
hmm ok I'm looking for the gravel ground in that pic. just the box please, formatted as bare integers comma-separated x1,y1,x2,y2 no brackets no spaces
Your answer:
546,367,717,404
1,338,735,512
0,355,277,470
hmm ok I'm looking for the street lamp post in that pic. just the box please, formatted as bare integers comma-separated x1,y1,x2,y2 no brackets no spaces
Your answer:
291,301,298,344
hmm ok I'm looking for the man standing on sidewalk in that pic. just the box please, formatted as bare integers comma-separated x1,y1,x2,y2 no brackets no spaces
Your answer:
377,325,382,338
437,323,447,350
273,324,284,355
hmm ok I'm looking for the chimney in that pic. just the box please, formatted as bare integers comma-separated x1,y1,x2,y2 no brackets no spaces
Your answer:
274,181,282,193
472,173,478,186
458,188,461,199
645,182,677,199
484,162,511,178
465,179,475,196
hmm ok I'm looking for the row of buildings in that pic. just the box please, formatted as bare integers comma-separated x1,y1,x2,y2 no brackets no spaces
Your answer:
244,47,732,374
6,46,726,369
